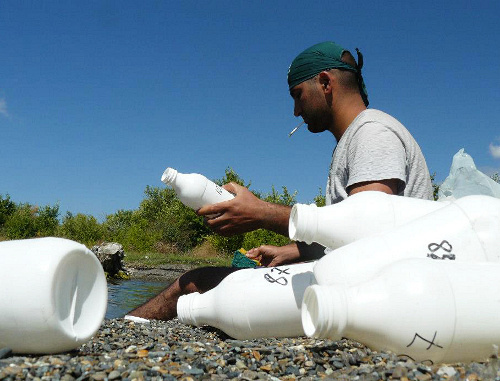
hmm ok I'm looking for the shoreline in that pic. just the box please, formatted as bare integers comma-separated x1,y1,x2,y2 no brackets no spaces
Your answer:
123,263,196,282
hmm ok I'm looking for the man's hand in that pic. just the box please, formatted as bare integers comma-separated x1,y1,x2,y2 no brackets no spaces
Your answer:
246,243,301,267
197,183,291,237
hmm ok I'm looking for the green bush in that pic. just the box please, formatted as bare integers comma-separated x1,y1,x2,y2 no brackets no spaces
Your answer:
0,194,16,227
206,234,245,255
118,215,162,253
102,184,211,254
313,188,326,207
262,185,297,206
2,204,38,239
57,212,104,248
136,185,210,251
241,229,290,250
103,209,134,241
1,202,60,240
430,173,440,201
35,204,60,237
214,167,250,188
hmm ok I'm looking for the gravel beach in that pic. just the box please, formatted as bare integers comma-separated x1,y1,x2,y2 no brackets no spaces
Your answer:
1,266,499,380
1,318,499,380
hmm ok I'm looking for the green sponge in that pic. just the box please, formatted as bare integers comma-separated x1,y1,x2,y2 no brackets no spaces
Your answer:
231,248,261,268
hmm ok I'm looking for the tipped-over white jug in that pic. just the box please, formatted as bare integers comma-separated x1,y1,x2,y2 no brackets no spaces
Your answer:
307,195,500,286
302,258,500,364
0,237,107,354
289,191,447,249
177,261,316,339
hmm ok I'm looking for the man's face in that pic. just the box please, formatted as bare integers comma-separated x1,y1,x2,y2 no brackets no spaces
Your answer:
290,77,330,134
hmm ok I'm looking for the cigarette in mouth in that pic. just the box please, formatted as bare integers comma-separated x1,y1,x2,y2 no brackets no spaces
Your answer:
288,121,305,137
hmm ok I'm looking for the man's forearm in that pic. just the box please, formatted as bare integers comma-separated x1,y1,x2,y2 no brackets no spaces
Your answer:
260,202,292,236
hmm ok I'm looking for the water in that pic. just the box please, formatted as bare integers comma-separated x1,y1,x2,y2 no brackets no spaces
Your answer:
106,279,170,319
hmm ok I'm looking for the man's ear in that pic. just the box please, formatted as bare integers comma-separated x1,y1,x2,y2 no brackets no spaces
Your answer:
318,71,333,93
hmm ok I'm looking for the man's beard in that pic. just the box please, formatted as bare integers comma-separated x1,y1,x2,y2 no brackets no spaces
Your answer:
305,112,329,134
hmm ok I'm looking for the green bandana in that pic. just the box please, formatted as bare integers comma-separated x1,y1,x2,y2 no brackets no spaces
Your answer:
287,41,369,106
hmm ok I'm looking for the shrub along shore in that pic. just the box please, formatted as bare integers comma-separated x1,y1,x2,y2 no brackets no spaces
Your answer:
0,169,325,261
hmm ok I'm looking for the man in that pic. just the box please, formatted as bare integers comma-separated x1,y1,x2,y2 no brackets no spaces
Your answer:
127,41,432,320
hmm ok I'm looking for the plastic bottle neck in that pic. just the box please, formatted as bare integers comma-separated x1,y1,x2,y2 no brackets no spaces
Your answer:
161,168,178,185
302,284,345,340
289,203,318,244
177,292,198,325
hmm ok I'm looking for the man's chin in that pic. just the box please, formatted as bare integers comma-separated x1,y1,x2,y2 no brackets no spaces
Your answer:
307,124,326,134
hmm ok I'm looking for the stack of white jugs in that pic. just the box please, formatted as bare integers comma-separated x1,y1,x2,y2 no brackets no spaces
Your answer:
294,194,500,364
164,167,500,364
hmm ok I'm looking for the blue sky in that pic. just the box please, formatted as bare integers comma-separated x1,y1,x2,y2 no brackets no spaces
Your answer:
1,1,499,220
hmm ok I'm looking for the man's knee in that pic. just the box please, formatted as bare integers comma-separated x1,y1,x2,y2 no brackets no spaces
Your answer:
178,266,239,294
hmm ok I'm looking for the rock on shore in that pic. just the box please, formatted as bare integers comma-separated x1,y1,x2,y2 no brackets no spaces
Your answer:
1,318,499,380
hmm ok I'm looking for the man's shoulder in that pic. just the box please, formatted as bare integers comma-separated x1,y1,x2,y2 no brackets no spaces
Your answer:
346,109,411,140
355,109,403,127
344,109,397,138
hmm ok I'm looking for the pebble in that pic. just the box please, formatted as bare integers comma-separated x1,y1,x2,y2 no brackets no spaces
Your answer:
0,318,499,380
0,349,12,360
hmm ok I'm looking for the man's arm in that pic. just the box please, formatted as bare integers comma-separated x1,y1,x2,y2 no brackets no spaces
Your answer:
197,182,291,237
199,178,400,266
248,179,401,266
347,178,400,196
246,241,326,267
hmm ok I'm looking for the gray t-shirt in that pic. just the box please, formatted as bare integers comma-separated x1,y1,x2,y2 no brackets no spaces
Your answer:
326,109,433,205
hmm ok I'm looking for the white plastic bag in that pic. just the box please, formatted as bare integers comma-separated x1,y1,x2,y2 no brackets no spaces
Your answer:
438,149,500,200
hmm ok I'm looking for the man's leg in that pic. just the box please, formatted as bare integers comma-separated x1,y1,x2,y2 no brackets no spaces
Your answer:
127,266,239,320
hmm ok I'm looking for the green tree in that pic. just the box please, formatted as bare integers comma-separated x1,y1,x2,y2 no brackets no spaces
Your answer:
313,188,326,207
35,204,60,236
103,209,134,240
2,204,38,239
262,185,297,206
241,229,290,251
215,167,250,188
104,184,212,254
0,194,16,227
137,185,209,251
118,213,162,253
430,173,440,201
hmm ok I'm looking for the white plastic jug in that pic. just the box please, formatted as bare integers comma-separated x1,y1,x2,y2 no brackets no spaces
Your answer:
161,167,234,210
310,195,500,286
290,191,448,249
0,237,107,354
177,261,316,339
302,258,500,364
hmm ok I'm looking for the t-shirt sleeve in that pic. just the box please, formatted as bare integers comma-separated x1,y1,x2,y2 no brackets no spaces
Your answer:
345,123,407,190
